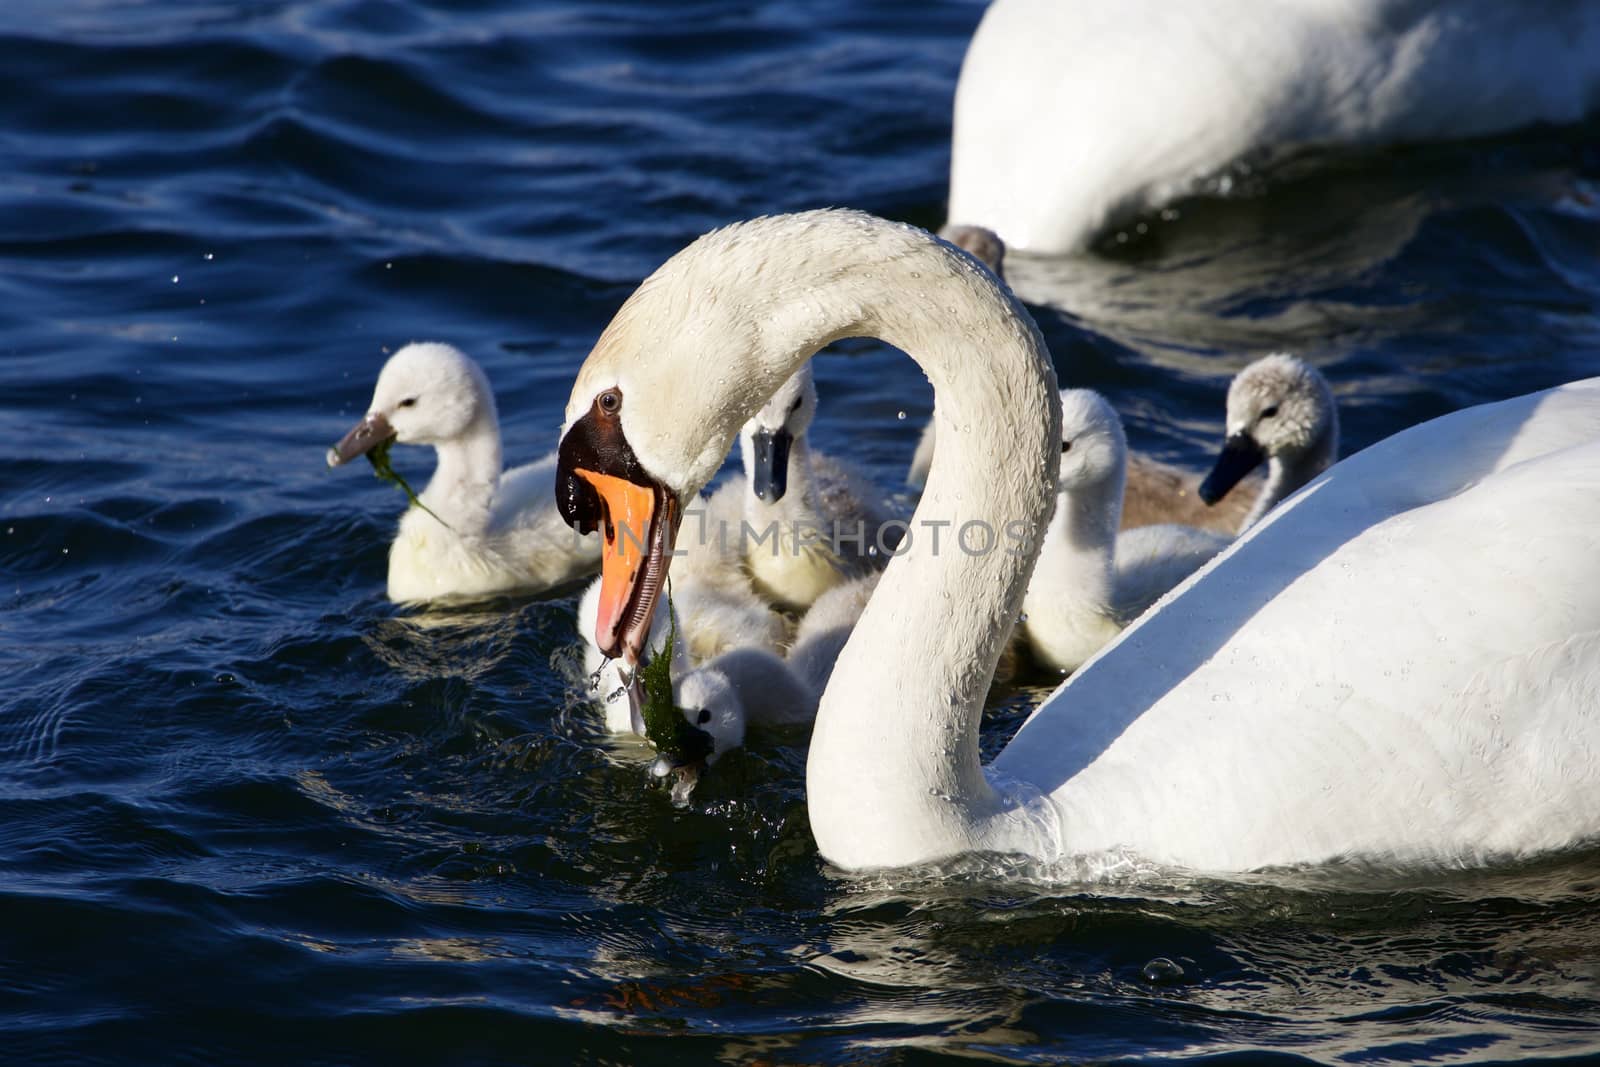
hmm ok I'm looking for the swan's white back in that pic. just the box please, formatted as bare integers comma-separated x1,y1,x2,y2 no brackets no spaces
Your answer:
997,380,1600,870
949,0,1600,251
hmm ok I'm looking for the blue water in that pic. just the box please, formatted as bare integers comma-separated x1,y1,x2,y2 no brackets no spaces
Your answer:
5,2,1600,1063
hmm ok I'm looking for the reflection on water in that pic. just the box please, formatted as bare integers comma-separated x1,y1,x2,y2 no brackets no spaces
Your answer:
360,605,528,682
782,852,1600,1061
1012,168,1425,361
1015,139,1588,364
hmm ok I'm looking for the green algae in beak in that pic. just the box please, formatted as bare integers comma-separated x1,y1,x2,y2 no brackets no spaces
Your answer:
636,589,713,772
366,439,449,529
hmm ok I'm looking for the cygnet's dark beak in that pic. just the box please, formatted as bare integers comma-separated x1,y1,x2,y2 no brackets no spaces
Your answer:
749,427,793,503
1199,432,1266,505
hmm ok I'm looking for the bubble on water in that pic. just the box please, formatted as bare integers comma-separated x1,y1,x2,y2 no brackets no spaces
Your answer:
203,252,214,261
171,275,180,283
1141,957,1186,984
896,411,907,420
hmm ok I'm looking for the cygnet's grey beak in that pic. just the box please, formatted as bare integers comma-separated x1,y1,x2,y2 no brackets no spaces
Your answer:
749,427,793,502
327,412,396,468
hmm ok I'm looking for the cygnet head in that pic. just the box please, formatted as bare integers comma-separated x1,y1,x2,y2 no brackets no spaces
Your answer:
327,342,498,466
666,667,745,768
1054,389,1127,494
738,362,818,503
1199,353,1335,504
643,666,742,800
939,224,1006,277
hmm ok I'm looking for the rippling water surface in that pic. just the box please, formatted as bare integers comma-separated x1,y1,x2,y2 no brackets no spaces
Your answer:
5,2,1600,1063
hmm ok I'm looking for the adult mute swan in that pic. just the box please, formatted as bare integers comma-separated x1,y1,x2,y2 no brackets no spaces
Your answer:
1022,390,1228,673
1199,353,1340,532
556,210,1600,874
947,0,1600,252
328,342,599,603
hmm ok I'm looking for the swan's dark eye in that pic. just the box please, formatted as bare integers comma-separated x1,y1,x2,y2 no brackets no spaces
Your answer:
1261,405,1279,419
1061,440,1072,453
596,388,622,416
398,397,418,409
695,708,711,725
789,397,803,415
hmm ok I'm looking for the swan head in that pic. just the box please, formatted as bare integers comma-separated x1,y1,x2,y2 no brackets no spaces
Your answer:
1054,389,1127,493
1200,353,1335,504
738,363,818,503
327,342,497,466
555,211,906,662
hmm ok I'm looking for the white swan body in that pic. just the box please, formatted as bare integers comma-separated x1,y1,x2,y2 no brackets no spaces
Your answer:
557,210,1600,875
1200,353,1340,532
1004,382,1600,871
1021,390,1228,673
948,0,1600,252
328,343,600,603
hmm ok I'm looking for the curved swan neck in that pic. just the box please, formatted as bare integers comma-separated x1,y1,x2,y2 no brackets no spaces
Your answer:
776,225,1060,867
421,415,502,534
573,213,1062,868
